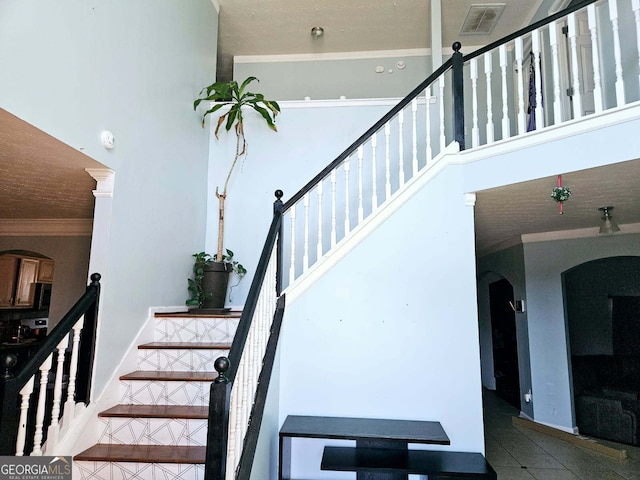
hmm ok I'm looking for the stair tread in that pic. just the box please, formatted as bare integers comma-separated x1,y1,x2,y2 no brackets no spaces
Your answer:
74,444,205,464
99,404,209,419
120,370,217,381
138,342,231,349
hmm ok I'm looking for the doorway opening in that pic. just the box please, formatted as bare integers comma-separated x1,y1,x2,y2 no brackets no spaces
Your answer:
489,278,521,410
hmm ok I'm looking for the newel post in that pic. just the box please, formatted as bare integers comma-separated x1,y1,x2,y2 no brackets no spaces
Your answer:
452,41,466,150
274,190,284,296
0,354,19,454
76,273,102,404
205,356,233,480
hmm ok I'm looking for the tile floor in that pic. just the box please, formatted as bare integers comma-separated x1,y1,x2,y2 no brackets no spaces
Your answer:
483,390,640,479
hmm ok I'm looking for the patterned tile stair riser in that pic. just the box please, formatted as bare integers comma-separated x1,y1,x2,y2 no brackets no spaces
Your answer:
73,312,240,480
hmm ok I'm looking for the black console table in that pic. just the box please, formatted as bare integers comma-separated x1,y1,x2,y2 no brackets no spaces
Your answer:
278,415,451,480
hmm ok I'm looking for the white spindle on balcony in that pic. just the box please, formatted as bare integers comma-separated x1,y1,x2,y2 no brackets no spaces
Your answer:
439,76,446,151
609,0,626,105
633,0,640,89
470,58,480,147
289,206,296,281
588,4,604,113
549,21,564,123
484,52,495,143
532,29,544,130
568,13,584,119
499,45,510,139
47,336,69,449
515,37,526,134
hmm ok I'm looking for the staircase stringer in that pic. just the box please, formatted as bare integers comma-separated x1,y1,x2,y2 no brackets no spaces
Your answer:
284,141,459,304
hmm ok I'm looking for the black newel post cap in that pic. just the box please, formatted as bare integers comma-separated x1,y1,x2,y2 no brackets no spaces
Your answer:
90,273,102,285
1,354,17,379
214,356,230,383
452,42,462,53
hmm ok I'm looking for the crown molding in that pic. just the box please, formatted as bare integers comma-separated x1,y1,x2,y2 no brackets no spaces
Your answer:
0,219,93,236
235,48,432,64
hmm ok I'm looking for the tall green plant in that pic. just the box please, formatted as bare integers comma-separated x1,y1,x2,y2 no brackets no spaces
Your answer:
194,77,280,261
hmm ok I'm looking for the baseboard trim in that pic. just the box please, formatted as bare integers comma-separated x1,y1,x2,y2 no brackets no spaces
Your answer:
512,416,628,460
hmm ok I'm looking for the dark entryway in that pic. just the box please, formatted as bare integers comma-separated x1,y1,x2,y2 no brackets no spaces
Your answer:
489,278,521,410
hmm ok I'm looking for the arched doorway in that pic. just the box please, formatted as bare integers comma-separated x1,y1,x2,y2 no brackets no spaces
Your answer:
489,278,521,410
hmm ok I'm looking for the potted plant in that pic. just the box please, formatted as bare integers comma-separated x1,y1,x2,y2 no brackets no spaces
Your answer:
186,250,246,311
190,76,280,310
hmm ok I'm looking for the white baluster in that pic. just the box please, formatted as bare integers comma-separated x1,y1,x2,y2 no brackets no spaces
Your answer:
330,170,337,247
289,207,296,282
344,157,351,235
499,44,510,138
425,85,433,163
226,384,239,480
316,182,323,259
357,146,364,223
411,99,418,175
515,37,526,134
549,21,563,123
15,377,35,456
63,317,84,422
484,52,494,144
588,3,603,113
398,110,405,186
32,354,53,455
384,123,391,198
532,29,545,130
47,335,70,450
371,134,378,210
567,13,584,118
609,0,626,105
303,193,309,272
439,76,446,151
632,0,640,92
470,58,480,147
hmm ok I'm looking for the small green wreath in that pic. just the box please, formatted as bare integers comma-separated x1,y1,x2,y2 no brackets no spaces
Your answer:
550,186,572,202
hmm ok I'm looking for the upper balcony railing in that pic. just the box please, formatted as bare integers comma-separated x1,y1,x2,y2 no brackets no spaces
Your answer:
278,0,640,291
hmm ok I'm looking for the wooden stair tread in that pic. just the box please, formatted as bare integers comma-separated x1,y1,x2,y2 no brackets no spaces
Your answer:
138,342,231,349
74,444,205,464
120,370,217,381
99,404,209,419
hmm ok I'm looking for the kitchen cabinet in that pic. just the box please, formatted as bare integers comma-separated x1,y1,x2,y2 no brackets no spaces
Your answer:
37,259,54,283
0,256,19,307
14,258,39,307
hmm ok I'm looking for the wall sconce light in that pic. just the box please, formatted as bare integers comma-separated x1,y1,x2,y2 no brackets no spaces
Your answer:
311,26,324,38
599,206,620,234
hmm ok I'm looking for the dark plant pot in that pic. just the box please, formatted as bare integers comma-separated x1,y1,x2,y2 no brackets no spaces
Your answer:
201,262,232,309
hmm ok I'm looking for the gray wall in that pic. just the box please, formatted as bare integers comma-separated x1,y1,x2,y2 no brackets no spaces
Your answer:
0,0,219,395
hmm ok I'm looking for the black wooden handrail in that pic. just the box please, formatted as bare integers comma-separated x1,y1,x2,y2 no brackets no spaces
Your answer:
0,272,101,455
205,194,284,480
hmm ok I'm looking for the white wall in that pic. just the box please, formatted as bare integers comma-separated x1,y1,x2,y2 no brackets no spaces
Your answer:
0,0,219,395
207,99,399,306
277,166,483,478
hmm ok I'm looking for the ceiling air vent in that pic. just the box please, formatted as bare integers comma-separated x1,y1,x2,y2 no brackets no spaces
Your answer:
460,4,506,35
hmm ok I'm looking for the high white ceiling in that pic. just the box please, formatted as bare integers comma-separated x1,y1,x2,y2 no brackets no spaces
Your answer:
3,0,639,255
